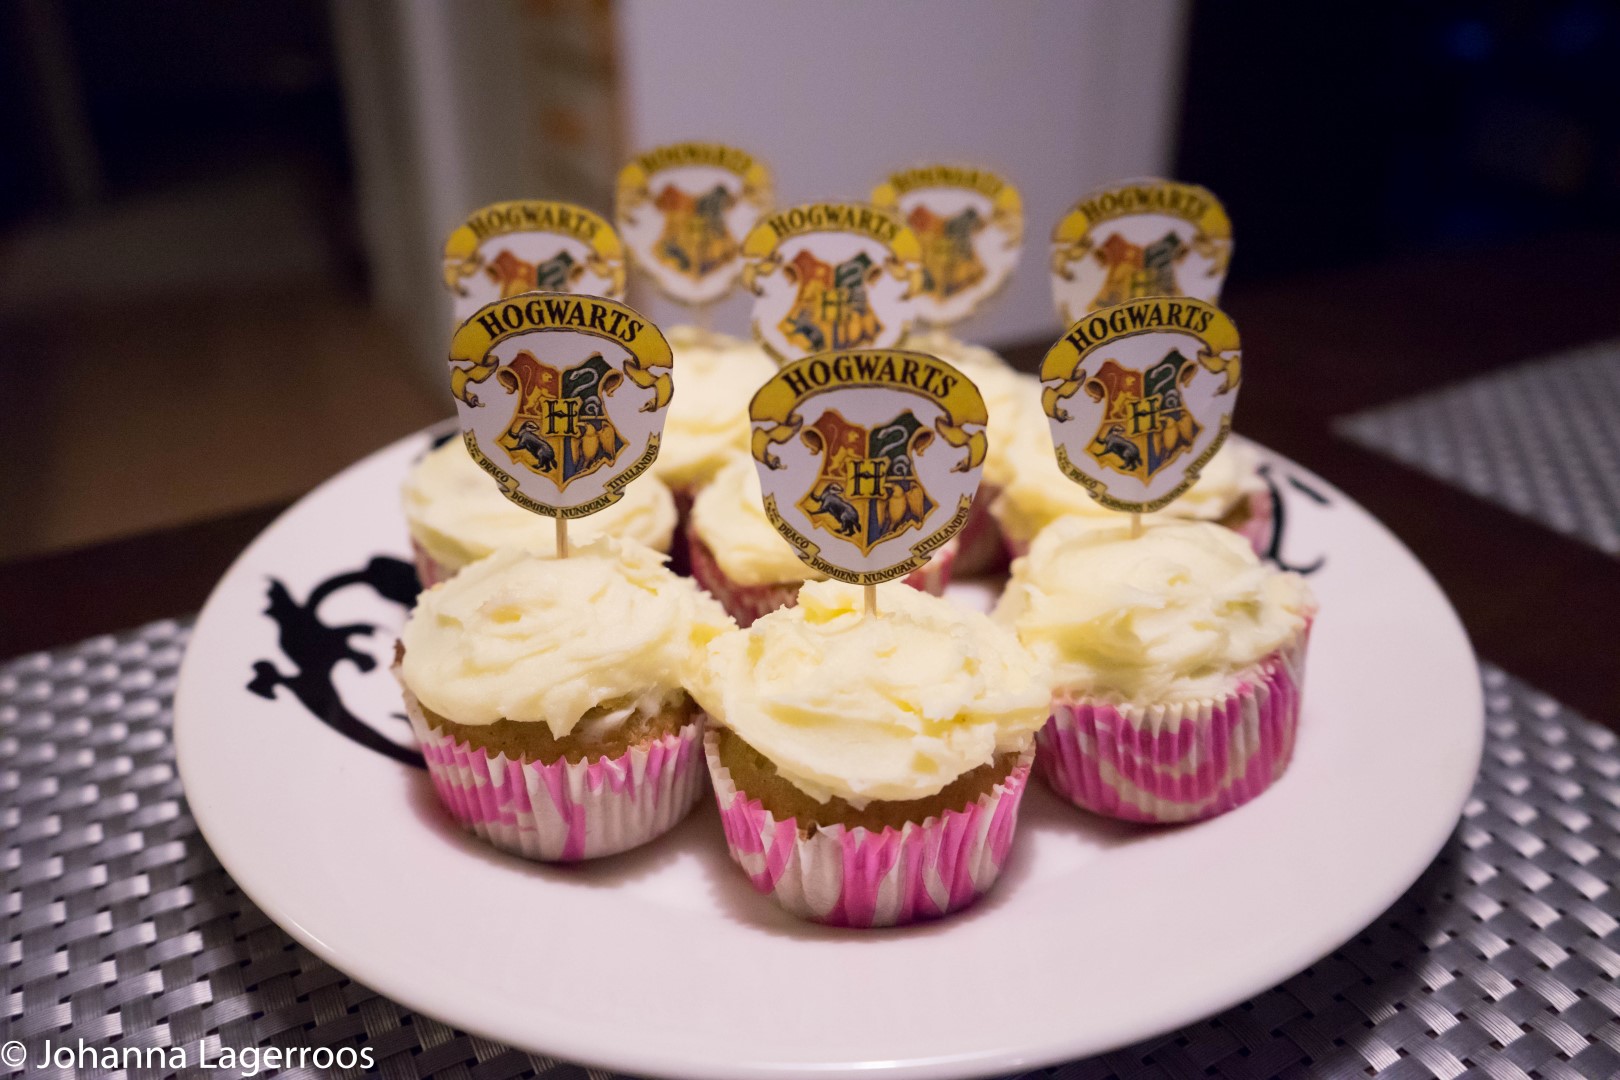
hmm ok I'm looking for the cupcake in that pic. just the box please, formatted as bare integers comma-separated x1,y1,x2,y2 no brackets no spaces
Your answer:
996,517,1315,823
694,580,1049,926
402,437,677,587
951,362,1043,576
396,540,732,861
902,326,1011,373
991,428,1272,559
686,453,957,626
651,325,778,503
899,328,1031,498
900,329,1089,576
1156,439,1272,549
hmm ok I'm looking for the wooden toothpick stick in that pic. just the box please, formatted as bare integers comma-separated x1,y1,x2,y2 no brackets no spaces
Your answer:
1129,511,1143,539
556,514,570,558
864,583,878,617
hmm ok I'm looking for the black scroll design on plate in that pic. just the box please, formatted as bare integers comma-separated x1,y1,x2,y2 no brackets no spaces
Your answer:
247,556,426,768
1257,462,1328,575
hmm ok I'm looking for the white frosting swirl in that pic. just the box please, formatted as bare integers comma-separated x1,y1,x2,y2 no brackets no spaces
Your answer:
995,517,1313,705
902,327,1010,372
652,325,777,491
399,541,732,737
688,453,825,586
992,431,1264,546
402,438,676,572
900,329,1040,490
1162,439,1265,521
694,580,1049,806
971,365,1045,489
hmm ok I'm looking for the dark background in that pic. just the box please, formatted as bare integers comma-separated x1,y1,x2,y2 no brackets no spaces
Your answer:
1178,2,1619,280
0,0,352,235
5,2,1617,288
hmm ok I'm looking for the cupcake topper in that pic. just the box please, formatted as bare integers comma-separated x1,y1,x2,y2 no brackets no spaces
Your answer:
1039,297,1241,531
615,142,773,317
871,164,1022,327
448,292,673,555
740,202,922,364
442,201,628,327
1049,179,1232,327
749,348,988,610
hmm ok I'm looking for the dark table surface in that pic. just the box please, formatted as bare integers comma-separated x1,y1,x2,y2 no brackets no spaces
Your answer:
3,232,1617,727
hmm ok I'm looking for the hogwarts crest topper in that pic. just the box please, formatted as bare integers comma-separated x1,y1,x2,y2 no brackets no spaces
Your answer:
615,141,773,306
448,293,673,518
442,201,629,327
1049,179,1232,326
741,202,922,364
1040,297,1241,514
871,164,1022,327
749,349,987,585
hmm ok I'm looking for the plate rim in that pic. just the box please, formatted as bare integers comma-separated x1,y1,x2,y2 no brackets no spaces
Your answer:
174,426,1484,1080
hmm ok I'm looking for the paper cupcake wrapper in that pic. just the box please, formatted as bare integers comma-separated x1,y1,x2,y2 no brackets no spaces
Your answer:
670,484,699,516
411,539,452,589
686,534,799,627
705,733,1035,928
688,532,955,626
910,538,957,597
951,484,1008,577
1005,489,1275,562
1036,629,1309,824
667,486,698,576
402,687,706,861
1226,488,1275,556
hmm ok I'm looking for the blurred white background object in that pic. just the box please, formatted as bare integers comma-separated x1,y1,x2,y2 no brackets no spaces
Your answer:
618,0,1189,349
337,0,1189,382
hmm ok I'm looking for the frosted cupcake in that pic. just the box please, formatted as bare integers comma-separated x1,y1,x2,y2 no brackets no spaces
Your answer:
954,362,1043,575
902,326,1010,373
900,328,1035,498
694,580,1049,927
402,437,677,587
996,517,1314,823
1157,439,1272,546
686,454,956,626
396,540,732,861
651,326,778,501
992,431,1272,558
900,329,1072,575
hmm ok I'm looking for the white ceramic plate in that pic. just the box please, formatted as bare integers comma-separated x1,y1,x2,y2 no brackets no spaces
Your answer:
174,428,1482,1080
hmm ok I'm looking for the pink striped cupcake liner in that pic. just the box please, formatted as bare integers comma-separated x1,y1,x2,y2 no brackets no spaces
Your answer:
400,685,707,861
1004,489,1275,562
686,535,799,627
670,484,698,519
911,539,958,596
1036,628,1310,824
411,539,453,589
687,531,958,627
667,484,698,576
705,732,1036,928
951,484,1009,577
1228,488,1275,556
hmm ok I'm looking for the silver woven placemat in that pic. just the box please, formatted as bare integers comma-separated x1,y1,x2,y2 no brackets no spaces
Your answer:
1337,338,1620,557
4,621,1619,1080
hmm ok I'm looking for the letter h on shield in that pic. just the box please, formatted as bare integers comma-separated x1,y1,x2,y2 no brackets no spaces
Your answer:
849,457,887,498
542,396,582,436
1128,395,1163,436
